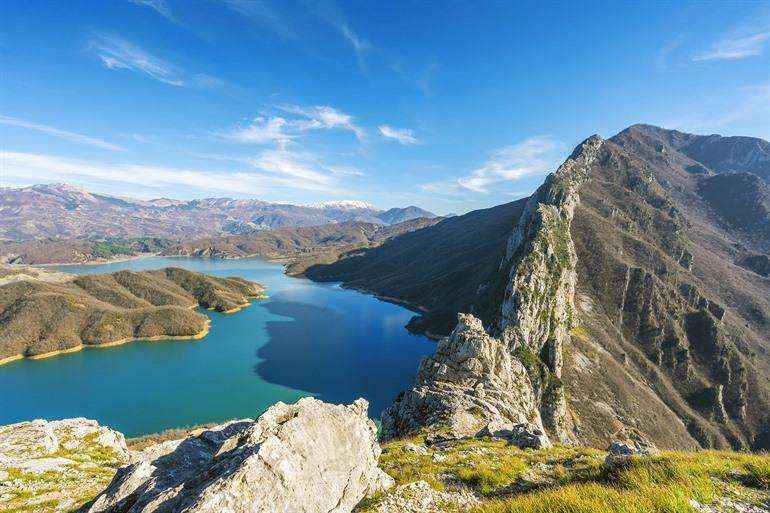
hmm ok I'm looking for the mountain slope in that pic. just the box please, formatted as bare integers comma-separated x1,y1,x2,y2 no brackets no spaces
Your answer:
0,266,263,362
0,183,436,241
304,200,527,335
308,125,770,451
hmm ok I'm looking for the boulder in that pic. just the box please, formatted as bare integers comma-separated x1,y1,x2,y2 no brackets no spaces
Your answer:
476,421,552,449
81,397,393,513
604,434,658,469
401,443,428,456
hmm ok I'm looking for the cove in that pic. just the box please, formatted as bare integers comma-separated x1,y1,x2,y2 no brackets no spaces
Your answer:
0,257,435,437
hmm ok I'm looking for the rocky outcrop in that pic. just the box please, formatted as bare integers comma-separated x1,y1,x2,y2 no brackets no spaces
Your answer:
0,418,128,513
81,397,393,513
381,313,541,440
382,137,604,442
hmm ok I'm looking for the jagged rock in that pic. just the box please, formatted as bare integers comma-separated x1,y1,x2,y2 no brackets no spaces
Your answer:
82,398,393,513
604,434,658,469
401,443,428,455
381,313,541,440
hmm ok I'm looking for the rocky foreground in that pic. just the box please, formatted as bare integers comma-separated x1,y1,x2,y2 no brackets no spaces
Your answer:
1,397,769,513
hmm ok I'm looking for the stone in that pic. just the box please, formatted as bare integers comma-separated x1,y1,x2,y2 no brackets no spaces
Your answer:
401,443,428,456
0,418,128,513
604,433,658,469
81,397,393,513
382,313,542,440
369,480,480,513
507,423,552,449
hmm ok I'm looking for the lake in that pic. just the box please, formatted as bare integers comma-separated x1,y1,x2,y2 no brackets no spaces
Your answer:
0,257,435,437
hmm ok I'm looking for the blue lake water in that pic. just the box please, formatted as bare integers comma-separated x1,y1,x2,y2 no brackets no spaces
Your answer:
0,257,434,437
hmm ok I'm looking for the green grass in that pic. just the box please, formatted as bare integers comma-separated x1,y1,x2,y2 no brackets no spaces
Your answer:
374,434,770,513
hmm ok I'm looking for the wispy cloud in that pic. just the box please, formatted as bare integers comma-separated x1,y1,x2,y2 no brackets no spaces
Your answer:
0,115,125,151
89,34,185,86
306,0,369,57
88,34,220,87
223,105,365,144
0,150,349,196
378,125,418,145
128,0,178,24
223,116,295,144
280,104,365,140
216,0,295,38
420,136,564,195
693,14,769,61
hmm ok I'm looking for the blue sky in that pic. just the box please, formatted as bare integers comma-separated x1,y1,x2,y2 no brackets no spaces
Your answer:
0,0,768,214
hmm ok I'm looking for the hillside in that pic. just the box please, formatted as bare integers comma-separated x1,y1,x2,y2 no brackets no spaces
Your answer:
161,217,441,270
306,125,770,452
0,266,264,362
0,183,436,241
304,201,527,335
0,237,175,265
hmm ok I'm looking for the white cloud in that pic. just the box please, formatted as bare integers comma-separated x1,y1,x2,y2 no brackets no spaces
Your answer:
223,105,365,145
0,115,125,151
420,136,564,195
89,34,184,86
693,13,769,62
280,104,365,140
378,125,418,145
0,149,351,197
306,0,369,55
128,0,177,23
223,116,295,144
88,34,220,88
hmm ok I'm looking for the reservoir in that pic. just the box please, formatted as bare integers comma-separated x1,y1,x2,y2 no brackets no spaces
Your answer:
0,257,434,437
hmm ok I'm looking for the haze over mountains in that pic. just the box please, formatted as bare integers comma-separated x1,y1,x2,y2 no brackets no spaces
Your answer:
0,183,436,241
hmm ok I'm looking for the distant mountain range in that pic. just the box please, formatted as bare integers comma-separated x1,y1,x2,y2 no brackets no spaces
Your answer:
0,183,436,241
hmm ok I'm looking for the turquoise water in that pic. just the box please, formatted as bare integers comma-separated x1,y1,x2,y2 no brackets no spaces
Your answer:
0,257,434,437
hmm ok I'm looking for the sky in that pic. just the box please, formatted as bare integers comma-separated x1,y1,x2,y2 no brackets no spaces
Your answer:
0,0,768,215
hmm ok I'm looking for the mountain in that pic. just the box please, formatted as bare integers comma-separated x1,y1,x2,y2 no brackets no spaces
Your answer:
0,266,263,362
306,125,770,451
160,218,441,274
0,183,436,241
304,201,527,335
375,206,438,224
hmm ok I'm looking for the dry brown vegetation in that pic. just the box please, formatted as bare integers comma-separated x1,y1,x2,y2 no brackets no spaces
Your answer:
0,267,264,361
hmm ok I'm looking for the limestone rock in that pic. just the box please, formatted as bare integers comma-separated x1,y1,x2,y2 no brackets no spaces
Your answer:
82,397,393,513
476,421,552,449
381,313,541,440
604,434,658,469
0,418,128,513
400,443,428,456
368,480,480,513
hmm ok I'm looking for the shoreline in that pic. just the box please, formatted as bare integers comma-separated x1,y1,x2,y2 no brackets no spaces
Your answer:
0,318,212,366
33,252,158,268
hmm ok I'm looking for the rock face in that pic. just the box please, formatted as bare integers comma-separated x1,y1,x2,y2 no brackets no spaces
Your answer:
381,313,541,440
381,138,603,443
81,398,393,513
0,418,128,513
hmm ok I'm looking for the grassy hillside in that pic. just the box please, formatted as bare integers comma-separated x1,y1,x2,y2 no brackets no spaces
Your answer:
0,267,264,362
364,434,770,513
